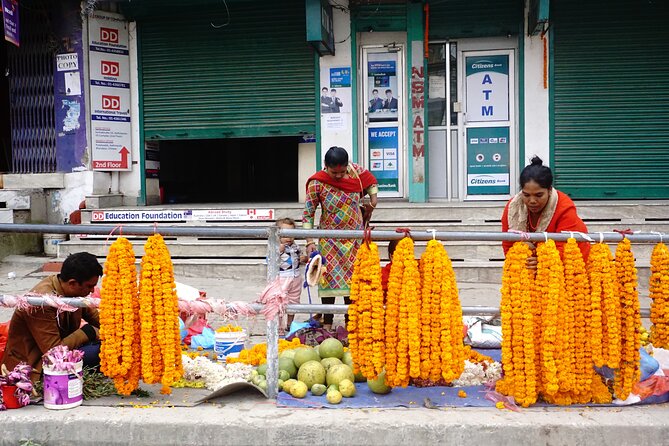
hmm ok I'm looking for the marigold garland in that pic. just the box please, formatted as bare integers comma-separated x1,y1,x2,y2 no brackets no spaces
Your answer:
496,241,537,407
138,234,183,394
650,243,669,348
347,241,385,379
614,238,641,401
99,237,140,395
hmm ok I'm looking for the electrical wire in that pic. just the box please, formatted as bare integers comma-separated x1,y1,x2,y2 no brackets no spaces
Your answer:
211,0,231,29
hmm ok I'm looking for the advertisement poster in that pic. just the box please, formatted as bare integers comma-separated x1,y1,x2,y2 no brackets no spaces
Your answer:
367,56,399,122
320,66,351,131
465,55,509,122
88,11,132,170
2,0,19,47
466,127,510,195
368,127,399,192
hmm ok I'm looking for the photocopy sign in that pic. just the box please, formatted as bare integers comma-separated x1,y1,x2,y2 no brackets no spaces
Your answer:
465,55,509,122
88,12,131,171
466,127,510,195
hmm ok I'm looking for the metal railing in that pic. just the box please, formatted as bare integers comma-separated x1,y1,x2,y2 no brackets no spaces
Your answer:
0,223,665,398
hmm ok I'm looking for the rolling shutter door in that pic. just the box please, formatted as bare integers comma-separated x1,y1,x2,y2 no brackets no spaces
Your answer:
138,0,315,139
552,0,669,199
428,0,522,40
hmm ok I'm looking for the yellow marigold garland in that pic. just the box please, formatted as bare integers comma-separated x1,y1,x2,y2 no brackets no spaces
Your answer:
535,239,562,397
650,243,669,348
496,242,537,407
347,241,385,379
99,237,140,395
563,238,592,403
614,238,641,401
138,234,183,394
440,244,465,382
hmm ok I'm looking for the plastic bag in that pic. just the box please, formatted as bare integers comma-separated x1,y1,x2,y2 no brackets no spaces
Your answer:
179,318,188,342
190,327,215,350
464,316,502,348
640,347,660,381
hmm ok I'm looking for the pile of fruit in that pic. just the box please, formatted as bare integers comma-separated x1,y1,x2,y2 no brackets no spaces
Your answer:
250,338,391,404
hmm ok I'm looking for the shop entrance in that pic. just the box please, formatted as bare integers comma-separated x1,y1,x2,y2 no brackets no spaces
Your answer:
157,137,299,204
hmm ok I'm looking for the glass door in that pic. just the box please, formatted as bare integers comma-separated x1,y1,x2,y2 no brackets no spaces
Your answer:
361,45,405,198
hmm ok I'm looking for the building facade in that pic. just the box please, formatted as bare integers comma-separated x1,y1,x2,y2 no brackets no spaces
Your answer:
1,0,667,222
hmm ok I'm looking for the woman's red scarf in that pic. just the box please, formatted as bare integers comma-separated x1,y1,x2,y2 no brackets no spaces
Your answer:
307,165,377,194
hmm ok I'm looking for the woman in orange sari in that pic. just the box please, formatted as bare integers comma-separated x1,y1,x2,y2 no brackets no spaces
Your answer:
303,147,378,330
502,156,590,268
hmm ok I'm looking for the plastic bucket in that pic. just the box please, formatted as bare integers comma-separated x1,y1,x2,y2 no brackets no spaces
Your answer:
1,385,21,409
43,234,67,256
43,361,83,410
214,331,247,361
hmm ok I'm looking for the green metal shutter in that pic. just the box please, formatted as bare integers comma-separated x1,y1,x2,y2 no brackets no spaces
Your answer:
428,0,523,40
552,0,669,199
138,0,315,139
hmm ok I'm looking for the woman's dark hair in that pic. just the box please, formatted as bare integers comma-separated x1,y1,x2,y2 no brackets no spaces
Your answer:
324,146,349,167
59,252,103,283
519,156,553,189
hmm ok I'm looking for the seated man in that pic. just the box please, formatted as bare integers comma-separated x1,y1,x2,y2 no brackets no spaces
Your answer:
2,252,103,381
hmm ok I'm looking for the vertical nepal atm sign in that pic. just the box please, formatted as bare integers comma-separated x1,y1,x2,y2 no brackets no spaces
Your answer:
88,11,131,171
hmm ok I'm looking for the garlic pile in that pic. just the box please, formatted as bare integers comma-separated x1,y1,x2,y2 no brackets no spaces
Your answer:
452,360,503,387
181,355,254,391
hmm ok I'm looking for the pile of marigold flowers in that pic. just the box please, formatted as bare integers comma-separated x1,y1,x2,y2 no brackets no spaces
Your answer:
99,234,183,395
226,338,302,366
216,324,244,333
348,237,465,389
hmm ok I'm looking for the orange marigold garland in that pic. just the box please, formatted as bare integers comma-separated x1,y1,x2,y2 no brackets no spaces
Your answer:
613,238,641,401
496,241,537,407
99,237,140,395
385,237,418,387
535,239,563,398
563,238,592,403
138,234,183,394
650,242,669,348
440,243,465,383
347,241,385,379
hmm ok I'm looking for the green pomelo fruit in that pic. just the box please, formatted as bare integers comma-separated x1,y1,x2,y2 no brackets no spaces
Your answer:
279,357,297,378
338,379,356,397
328,384,339,392
290,381,308,398
256,363,267,376
319,338,344,359
341,351,354,368
293,348,321,368
297,360,326,389
326,389,343,404
311,383,327,396
279,349,297,361
367,371,392,394
278,370,291,381
321,357,343,372
326,364,355,386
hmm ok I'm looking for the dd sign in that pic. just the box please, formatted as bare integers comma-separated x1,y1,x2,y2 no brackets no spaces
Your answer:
100,27,118,43
102,95,120,110
101,60,119,76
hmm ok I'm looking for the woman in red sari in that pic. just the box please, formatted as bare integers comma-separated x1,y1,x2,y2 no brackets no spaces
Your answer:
303,147,378,330
502,156,590,268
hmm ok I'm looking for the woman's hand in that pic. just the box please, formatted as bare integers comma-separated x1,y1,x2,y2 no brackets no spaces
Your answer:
526,255,538,270
306,242,318,255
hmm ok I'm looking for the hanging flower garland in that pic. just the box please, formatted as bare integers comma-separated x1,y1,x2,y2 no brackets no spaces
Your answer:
99,237,141,396
418,239,465,383
138,234,183,394
384,237,418,387
562,238,592,403
650,242,669,349
613,238,641,401
496,241,537,407
535,239,562,398
347,240,385,379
